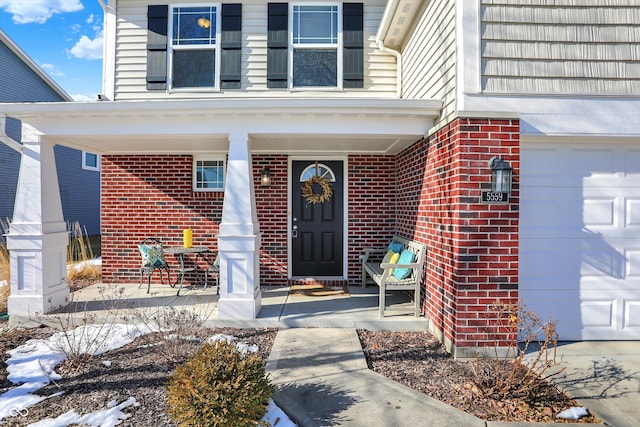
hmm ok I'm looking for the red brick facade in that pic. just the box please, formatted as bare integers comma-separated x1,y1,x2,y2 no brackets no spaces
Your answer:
100,116,520,353
101,155,222,283
396,117,520,354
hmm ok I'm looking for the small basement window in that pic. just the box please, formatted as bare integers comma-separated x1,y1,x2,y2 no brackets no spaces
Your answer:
194,157,225,191
82,151,100,171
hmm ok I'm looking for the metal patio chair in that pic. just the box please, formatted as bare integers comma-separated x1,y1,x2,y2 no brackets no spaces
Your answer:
138,238,171,293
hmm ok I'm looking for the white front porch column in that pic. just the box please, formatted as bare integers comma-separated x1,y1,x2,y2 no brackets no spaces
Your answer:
7,123,69,318
217,132,261,319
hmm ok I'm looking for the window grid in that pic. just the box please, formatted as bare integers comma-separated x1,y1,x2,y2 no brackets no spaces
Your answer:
169,4,221,90
173,6,217,46
194,159,225,191
290,3,342,89
292,5,338,45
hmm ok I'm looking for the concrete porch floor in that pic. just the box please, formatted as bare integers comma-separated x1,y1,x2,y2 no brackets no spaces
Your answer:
19,282,429,332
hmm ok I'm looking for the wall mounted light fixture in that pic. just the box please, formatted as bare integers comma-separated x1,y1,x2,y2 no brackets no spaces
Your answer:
260,167,272,187
489,156,512,193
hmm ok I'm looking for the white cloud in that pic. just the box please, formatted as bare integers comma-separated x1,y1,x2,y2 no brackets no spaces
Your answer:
0,0,83,24
86,13,94,24
68,31,103,60
71,93,98,102
40,63,65,77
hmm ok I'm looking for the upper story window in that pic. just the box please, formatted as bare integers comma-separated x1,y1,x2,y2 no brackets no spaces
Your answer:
82,152,100,171
291,4,340,88
169,5,221,90
146,4,242,91
194,157,225,191
267,3,363,90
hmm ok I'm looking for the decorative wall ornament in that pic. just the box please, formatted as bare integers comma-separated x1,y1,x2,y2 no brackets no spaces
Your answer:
301,175,333,204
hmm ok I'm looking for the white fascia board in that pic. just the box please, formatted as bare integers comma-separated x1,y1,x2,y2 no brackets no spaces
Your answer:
0,98,441,121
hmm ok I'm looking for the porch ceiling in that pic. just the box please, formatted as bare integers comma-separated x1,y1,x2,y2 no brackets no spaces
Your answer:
0,98,441,155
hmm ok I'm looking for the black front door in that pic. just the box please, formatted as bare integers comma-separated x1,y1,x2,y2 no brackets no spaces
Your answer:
291,160,344,277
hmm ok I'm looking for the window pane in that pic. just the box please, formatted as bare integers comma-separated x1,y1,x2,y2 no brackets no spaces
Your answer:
173,6,216,45
293,5,338,44
293,49,337,87
173,50,215,88
196,160,224,190
84,153,98,168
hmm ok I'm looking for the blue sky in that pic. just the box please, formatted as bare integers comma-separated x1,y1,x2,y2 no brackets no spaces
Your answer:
0,0,104,101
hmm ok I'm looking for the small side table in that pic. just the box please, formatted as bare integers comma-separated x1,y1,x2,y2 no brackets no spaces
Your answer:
164,246,212,296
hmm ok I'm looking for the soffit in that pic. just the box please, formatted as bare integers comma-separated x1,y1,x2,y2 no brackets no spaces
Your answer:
377,0,425,50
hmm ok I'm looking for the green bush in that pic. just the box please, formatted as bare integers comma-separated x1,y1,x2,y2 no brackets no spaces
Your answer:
167,340,274,427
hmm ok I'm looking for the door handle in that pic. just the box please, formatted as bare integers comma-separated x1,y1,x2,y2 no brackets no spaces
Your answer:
292,230,298,238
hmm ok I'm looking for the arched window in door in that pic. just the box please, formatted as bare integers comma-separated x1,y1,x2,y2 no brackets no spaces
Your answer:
299,163,336,182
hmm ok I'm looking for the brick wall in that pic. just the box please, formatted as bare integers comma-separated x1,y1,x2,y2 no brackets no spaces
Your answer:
254,155,288,285
396,117,520,355
347,155,397,284
101,155,222,284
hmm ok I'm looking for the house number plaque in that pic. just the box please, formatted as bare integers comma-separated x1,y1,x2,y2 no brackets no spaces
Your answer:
482,191,509,203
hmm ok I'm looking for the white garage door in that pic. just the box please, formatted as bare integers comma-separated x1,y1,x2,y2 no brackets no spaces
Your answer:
520,142,640,340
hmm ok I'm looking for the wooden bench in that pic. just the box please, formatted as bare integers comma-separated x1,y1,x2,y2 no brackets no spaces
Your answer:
361,235,426,317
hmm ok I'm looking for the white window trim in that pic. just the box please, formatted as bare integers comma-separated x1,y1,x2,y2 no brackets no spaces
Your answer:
193,156,226,192
82,151,100,171
289,2,343,91
168,3,222,92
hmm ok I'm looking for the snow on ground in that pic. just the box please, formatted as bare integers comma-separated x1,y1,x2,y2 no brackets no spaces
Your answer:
0,324,296,427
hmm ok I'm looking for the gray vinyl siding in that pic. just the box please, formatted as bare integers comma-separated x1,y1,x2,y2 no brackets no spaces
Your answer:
481,0,640,95
0,38,101,236
113,0,396,100
402,0,456,117
55,146,101,236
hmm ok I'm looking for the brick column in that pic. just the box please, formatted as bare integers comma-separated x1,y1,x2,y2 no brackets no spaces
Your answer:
398,116,520,357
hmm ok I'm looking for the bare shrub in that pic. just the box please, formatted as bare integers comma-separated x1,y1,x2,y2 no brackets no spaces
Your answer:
48,285,129,372
132,305,212,363
471,300,564,400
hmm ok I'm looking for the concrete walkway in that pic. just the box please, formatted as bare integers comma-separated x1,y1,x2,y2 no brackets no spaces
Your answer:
267,328,638,427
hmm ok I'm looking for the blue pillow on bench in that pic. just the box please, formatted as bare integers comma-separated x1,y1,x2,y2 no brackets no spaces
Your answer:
393,249,415,280
388,241,403,253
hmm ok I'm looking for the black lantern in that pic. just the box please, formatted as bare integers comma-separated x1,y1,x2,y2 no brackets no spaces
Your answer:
489,157,512,193
260,167,272,187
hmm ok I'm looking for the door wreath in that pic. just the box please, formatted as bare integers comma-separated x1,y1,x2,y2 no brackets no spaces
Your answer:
301,175,333,204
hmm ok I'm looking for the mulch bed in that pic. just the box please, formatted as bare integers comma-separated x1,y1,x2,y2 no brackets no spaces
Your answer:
0,324,598,425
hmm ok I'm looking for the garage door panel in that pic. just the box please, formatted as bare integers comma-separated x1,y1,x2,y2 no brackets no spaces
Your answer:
521,142,640,340
625,300,640,330
583,197,616,227
519,289,585,341
626,198,640,227
624,150,640,174
626,248,640,277
581,299,615,328
568,149,615,176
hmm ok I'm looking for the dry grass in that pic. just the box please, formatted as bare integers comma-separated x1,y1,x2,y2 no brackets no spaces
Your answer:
0,221,9,313
66,221,101,284
0,221,102,313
